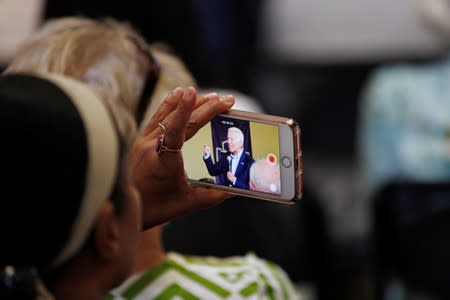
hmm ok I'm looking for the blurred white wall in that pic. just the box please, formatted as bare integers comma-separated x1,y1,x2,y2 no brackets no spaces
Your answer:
261,0,448,63
200,88,265,113
0,0,44,64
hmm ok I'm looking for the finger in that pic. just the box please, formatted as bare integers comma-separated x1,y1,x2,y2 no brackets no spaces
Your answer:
154,90,219,138
142,189,233,229
129,136,155,172
187,188,232,209
194,92,219,109
142,87,184,136
160,86,197,150
185,94,235,140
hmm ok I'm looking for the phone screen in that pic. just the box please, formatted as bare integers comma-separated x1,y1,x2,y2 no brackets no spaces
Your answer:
183,114,286,196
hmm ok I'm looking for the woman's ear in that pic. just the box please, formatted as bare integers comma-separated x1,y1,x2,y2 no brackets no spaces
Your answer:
93,202,122,262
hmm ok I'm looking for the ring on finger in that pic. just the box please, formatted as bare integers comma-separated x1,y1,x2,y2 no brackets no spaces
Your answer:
158,122,166,131
156,134,181,154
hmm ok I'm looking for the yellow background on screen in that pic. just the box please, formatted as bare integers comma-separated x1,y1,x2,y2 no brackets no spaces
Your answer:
250,122,279,161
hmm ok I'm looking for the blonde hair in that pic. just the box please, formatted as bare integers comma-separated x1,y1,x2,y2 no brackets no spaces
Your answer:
6,17,198,142
5,17,148,144
140,44,197,130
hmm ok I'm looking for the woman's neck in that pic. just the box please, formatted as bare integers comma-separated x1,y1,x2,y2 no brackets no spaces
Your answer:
134,226,167,274
47,252,113,300
50,273,106,300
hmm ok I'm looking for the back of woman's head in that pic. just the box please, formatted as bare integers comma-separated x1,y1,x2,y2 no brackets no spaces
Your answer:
5,17,149,144
0,73,129,299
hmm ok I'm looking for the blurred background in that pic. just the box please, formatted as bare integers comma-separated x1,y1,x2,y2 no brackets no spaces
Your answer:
2,0,450,299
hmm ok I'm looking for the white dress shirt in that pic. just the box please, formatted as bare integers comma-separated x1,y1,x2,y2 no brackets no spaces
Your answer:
229,148,243,175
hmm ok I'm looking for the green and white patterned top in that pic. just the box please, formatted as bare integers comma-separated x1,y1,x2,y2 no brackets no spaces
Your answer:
104,252,300,300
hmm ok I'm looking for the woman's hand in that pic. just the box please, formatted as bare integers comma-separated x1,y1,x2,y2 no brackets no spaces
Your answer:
130,86,235,229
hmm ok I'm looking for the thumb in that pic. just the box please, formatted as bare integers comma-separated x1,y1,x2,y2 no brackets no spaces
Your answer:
187,189,232,210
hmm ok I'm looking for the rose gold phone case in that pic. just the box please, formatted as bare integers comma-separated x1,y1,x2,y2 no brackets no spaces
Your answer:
189,109,303,204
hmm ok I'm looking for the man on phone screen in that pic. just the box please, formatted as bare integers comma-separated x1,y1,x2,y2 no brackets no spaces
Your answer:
203,127,254,189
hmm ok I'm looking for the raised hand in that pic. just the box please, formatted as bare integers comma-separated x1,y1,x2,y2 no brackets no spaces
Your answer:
130,87,235,229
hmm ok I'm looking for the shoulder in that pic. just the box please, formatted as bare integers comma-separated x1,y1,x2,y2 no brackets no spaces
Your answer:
106,253,300,300
240,253,300,298
169,252,301,299
243,152,254,161
362,59,449,120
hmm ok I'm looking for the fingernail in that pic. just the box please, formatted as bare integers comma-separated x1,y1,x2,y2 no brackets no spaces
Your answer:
222,95,234,104
172,87,183,97
205,92,219,100
187,87,195,100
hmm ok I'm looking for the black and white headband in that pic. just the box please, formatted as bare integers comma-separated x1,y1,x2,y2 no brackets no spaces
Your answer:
44,74,119,267
0,73,119,268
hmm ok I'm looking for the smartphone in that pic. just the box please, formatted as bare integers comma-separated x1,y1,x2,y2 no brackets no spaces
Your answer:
183,109,302,203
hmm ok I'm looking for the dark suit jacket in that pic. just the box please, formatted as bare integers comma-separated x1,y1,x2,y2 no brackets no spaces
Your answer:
203,151,254,189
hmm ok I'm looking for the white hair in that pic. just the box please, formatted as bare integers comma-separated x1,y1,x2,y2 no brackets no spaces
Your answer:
250,159,280,193
228,127,244,144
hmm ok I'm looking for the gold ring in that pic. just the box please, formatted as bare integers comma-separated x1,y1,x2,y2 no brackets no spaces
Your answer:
158,122,166,131
156,134,181,154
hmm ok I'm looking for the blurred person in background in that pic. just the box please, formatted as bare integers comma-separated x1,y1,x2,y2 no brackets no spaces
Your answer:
358,2,450,299
358,0,450,228
358,54,450,300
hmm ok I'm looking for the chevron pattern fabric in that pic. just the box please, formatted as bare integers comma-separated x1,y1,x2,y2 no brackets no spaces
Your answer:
105,252,299,300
